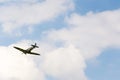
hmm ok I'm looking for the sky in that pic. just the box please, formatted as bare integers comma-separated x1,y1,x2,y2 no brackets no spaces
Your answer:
0,0,120,80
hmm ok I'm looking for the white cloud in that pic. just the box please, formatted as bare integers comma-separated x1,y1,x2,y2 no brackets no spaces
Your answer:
0,42,45,80
42,45,87,80
0,0,42,4
0,39,87,80
46,9,120,60
0,0,74,34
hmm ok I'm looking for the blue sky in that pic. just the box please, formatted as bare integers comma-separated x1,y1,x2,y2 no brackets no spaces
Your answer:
0,0,120,80
75,0,120,14
86,48,120,80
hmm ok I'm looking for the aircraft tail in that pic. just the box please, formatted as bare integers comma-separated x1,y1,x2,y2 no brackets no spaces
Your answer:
31,43,39,48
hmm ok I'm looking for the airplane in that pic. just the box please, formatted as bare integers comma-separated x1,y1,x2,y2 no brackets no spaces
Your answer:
14,43,40,55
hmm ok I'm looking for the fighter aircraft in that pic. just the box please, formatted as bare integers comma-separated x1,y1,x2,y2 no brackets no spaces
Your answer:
14,43,40,55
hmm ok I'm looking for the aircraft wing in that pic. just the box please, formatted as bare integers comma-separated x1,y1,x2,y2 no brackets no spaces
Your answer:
29,52,40,55
14,46,25,52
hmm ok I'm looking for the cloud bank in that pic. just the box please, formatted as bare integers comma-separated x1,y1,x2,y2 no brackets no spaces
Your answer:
47,10,120,60
41,9,120,79
1,0,120,80
0,40,87,80
0,44,45,80
42,45,87,80
0,0,74,33
1,9,120,80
